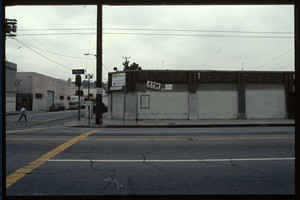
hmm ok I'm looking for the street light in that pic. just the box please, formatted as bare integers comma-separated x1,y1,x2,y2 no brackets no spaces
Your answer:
84,53,97,57
84,50,102,125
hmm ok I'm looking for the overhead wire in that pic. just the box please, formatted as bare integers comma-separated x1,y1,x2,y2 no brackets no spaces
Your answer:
8,6,88,64
107,7,128,56
16,32,294,39
252,48,294,70
85,6,97,73
12,39,91,59
13,38,73,70
18,27,294,35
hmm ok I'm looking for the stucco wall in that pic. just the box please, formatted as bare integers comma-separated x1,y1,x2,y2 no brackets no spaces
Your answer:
16,73,33,94
6,93,16,112
17,72,76,111
108,71,293,120
197,84,238,119
138,90,189,120
245,84,286,119
112,91,124,119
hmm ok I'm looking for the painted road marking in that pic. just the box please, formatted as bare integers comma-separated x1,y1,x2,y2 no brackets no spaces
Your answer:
48,157,295,163
6,136,294,142
6,129,97,189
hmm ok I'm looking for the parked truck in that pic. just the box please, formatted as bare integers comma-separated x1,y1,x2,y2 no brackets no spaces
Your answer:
68,96,85,109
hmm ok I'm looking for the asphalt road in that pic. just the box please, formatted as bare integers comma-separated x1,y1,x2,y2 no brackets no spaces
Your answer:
5,126,295,195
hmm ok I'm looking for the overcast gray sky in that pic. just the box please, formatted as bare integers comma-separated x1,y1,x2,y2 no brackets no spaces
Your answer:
5,5,294,82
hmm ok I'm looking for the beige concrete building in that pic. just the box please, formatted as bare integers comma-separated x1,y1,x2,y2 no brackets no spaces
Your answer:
16,72,77,111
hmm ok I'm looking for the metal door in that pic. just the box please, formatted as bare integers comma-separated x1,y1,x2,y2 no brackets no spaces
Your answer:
47,90,54,110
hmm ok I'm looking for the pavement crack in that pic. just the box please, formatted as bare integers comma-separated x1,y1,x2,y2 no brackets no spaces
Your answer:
142,161,179,176
103,169,123,190
89,159,96,171
229,160,267,177
141,152,179,176
142,153,146,163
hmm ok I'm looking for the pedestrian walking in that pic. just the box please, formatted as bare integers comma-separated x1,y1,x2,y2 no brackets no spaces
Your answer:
19,106,27,122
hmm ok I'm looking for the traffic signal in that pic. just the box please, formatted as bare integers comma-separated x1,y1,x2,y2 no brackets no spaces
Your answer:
75,75,81,86
75,90,83,96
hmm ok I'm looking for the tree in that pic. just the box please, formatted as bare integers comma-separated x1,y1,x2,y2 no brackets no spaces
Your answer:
123,60,142,71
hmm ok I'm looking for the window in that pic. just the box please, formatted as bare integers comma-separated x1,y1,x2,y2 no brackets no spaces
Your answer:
140,95,150,109
60,96,64,100
35,93,42,99
67,96,70,100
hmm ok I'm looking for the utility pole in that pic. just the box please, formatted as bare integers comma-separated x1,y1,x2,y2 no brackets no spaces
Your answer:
95,4,103,125
5,18,17,60
5,18,17,37
122,56,131,62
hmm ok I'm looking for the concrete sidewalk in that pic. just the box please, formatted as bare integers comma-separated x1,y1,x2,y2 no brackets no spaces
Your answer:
6,111,295,128
64,116,295,128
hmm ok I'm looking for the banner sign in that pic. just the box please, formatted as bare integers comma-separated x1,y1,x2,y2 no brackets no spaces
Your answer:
165,84,173,90
112,73,126,86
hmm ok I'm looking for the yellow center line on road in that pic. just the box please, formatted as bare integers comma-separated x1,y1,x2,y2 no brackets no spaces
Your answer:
6,129,97,189
6,136,294,142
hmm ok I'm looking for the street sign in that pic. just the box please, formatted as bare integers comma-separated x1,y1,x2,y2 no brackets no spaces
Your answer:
72,69,85,75
96,88,104,94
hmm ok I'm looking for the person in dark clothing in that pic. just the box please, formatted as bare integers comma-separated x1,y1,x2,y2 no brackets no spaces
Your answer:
18,106,27,122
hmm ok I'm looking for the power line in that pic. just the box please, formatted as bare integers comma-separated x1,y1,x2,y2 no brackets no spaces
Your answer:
13,38,73,70
18,27,294,35
17,33,95,36
102,64,110,72
85,6,98,73
105,28,294,35
103,32,293,39
16,32,294,39
10,6,88,60
253,48,294,70
12,39,92,59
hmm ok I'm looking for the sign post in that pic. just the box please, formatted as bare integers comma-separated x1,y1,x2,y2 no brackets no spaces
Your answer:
73,69,84,121
75,75,82,121
111,73,126,124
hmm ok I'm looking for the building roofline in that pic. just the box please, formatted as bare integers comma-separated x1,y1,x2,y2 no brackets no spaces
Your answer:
108,69,294,74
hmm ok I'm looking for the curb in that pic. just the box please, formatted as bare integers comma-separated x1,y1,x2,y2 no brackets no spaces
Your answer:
66,123,295,128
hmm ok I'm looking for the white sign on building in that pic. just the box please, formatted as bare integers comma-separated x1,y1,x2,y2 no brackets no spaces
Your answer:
112,73,126,87
165,84,173,90
146,81,161,90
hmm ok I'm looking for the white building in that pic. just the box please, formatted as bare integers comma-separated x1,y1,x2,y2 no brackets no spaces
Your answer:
107,70,295,120
16,72,77,111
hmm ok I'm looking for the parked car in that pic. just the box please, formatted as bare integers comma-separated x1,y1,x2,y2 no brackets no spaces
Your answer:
49,103,65,111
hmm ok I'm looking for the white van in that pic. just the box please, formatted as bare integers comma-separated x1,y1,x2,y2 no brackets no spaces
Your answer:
69,96,85,109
